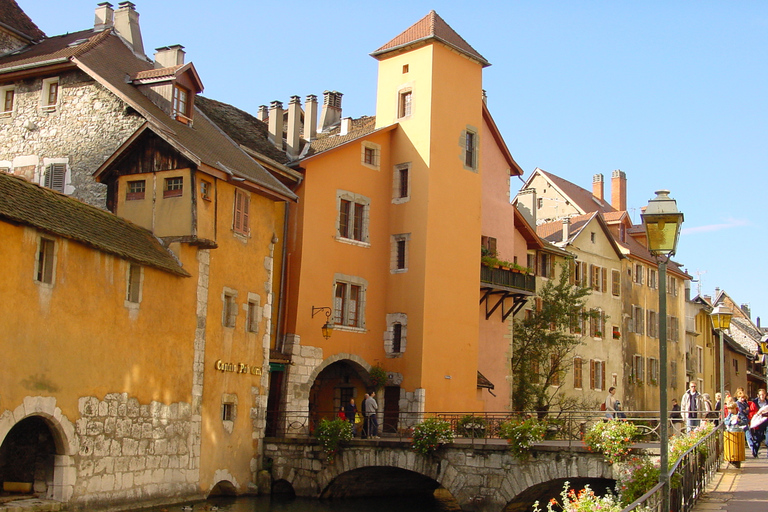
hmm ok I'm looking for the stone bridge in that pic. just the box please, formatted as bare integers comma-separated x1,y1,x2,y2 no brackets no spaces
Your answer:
263,438,619,512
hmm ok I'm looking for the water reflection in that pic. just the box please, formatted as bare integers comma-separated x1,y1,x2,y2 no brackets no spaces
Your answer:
128,491,461,512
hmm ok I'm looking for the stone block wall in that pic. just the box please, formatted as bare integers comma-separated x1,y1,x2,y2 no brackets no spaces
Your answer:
72,394,201,508
0,70,144,208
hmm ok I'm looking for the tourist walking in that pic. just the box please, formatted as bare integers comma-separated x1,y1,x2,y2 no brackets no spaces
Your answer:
750,388,768,457
724,402,748,467
604,387,618,419
681,381,704,432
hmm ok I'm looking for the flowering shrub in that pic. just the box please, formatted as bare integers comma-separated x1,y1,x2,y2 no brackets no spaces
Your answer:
456,414,487,438
583,419,638,463
315,418,352,464
498,417,546,461
533,482,623,512
669,422,713,465
616,457,660,506
412,418,455,456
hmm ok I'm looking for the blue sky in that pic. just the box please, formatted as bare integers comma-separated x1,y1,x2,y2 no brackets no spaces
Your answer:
19,1,768,323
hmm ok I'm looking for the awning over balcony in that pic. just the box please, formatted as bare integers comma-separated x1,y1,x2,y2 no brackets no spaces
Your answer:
480,265,536,321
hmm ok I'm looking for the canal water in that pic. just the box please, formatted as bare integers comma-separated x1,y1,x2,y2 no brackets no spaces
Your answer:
126,492,461,512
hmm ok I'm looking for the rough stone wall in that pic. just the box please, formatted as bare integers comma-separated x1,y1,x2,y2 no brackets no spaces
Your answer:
0,31,26,54
73,394,200,509
0,69,144,208
281,335,323,435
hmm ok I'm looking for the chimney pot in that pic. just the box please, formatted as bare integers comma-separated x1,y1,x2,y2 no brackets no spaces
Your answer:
113,1,145,57
154,45,185,68
304,95,318,141
268,101,284,149
286,95,302,158
319,90,343,132
592,174,604,201
256,105,268,122
562,217,571,243
611,169,627,211
94,2,114,32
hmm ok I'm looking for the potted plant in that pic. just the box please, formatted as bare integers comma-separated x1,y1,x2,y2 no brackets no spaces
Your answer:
368,363,387,391
499,417,546,461
314,417,352,464
411,418,455,456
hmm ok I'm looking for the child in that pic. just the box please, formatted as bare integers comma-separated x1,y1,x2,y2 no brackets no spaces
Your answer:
724,402,747,467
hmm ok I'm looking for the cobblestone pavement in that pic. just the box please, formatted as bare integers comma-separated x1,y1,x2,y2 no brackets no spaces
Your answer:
693,453,768,511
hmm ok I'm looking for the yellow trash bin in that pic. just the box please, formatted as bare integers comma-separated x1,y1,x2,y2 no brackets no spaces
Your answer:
724,430,745,462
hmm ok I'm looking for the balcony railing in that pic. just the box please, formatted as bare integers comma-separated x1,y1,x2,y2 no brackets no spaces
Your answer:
480,265,536,293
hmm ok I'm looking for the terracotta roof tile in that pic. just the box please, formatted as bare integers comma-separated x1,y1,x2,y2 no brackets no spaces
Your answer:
309,116,377,154
0,171,189,276
371,10,489,67
0,0,45,42
132,64,183,81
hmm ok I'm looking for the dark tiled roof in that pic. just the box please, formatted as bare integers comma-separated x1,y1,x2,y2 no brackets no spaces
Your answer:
537,213,593,244
72,34,296,201
0,172,189,276
195,95,290,165
0,29,106,71
308,116,377,154
372,11,489,67
477,371,494,389
0,0,45,42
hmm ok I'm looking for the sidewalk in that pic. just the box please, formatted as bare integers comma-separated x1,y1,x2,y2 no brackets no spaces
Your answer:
693,453,768,511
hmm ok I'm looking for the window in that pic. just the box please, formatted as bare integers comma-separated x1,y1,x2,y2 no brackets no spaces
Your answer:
589,309,605,338
590,232,596,243
402,64,409,74
126,180,146,201
733,358,739,375
200,180,212,201
537,198,543,209
233,188,250,236
126,264,142,303
550,354,560,386
574,261,588,287
247,295,261,333
647,310,658,338
668,316,679,342
589,264,607,292
337,191,370,244
670,361,678,388
334,276,367,329
163,176,183,198
36,237,55,284
633,354,644,383
398,90,412,118
385,313,407,356
222,402,235,422
172,84,191,122
44,163,66,192
590,360,605,390
611,269,621,297
222,290,237,328
696,346,704,373
361,142,380,170
481,236,497,257
0,86,14,115
649,357,659,384
631,305,644,334
668,276,678,296
540,253,551,278
393,163,410,203
634,263,643,285
391,234,409,272
648,268,657,289
463,129,478,170
573,357,583,389
41,77,59,110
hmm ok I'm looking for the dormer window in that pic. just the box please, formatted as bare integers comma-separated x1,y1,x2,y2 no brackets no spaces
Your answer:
172,84,191,123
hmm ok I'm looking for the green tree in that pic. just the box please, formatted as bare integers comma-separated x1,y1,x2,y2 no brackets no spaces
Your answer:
511,262,596,412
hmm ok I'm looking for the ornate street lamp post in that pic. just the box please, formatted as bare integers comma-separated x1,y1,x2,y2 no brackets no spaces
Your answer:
710,304,733,423
641,190,684,512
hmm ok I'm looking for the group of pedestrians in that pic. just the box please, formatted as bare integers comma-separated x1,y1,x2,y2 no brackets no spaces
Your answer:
719,387,768,466
340,391,379,439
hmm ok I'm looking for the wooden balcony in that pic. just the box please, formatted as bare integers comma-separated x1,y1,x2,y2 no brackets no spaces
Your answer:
480,265,536,321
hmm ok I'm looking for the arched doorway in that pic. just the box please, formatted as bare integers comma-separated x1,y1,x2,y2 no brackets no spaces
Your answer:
309,360,371,431
0,416,57,497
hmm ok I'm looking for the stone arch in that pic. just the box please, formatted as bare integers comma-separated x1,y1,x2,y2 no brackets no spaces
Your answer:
503,477,616,511
0,396,78,502
208,480,237,497
306,353,372,387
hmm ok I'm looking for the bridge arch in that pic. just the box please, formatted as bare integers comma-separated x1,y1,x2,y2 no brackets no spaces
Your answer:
0,396,77,502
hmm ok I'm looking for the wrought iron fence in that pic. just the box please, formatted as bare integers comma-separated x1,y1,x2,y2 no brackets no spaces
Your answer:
621,422,723,512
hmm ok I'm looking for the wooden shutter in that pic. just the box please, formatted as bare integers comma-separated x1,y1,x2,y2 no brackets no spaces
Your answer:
45,163,66,192
601,361,606,391
601,267,608,293
589,360,595,389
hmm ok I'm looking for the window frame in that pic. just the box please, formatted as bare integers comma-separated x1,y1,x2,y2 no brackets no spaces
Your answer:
385,312,407,356
126,179,146,201
233,188,250,236
246,294,261,334
391,233,410,273
222,289,237,328
35,236,55,285
43,163,67,193
573,357,583,389
336,191,370,246
398,89,412,118
41,77,59,111
462,128,479,171
392,163,410,203
172,83,192,123
126,263,142,304
0,85,15,115
361,141,381,170
334,275,368,331
163,176,183,198
611,269,621,297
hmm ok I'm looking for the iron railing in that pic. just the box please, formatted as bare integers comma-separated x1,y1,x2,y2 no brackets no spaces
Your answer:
621,422,723,512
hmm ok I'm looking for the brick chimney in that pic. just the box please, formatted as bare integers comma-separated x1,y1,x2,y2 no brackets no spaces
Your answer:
319,90,342,132
611,170,627,211
256,105,268,122
286,96,302,158
113,1,145,57
592,174,604,201
154,45,185,68
94,2,114,32
268,101,284,149
304,95,318,141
